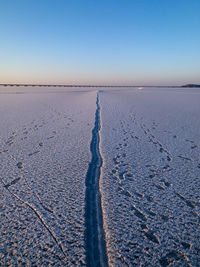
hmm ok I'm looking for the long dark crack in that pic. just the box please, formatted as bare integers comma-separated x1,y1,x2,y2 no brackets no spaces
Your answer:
0,178,66,258
85,92,108,267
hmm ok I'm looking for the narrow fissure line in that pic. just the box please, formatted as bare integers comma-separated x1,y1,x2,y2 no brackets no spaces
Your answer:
0,178,66,258
85,92,108,267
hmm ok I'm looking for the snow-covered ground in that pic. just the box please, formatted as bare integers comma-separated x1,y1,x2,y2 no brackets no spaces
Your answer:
1,86,200,266
0,88,96,265
100,88,200,266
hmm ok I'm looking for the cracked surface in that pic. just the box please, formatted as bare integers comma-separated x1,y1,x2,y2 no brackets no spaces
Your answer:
0,89,96,266
1,86,200,266
100,88,200,266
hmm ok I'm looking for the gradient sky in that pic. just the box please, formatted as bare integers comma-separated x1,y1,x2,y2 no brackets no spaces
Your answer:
0,0,200,85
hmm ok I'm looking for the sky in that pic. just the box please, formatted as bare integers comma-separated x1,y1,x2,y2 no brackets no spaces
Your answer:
0,0,200,85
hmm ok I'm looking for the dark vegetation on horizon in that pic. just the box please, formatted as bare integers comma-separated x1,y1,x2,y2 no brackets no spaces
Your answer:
181,84,200,88
0,83,199,88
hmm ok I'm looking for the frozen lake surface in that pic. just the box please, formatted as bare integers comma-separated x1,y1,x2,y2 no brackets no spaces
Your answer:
0,89,96,265
0,86,200,266
100,88,200,266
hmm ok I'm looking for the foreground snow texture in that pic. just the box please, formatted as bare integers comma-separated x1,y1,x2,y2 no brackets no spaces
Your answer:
100,88,200,266
0,87,200,266
0,89,96,265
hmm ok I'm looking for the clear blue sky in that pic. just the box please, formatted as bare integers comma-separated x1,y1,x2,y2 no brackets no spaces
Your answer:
0,0,200,85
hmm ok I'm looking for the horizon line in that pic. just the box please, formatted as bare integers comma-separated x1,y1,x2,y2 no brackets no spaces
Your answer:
0,83,188,88
0,83,199,88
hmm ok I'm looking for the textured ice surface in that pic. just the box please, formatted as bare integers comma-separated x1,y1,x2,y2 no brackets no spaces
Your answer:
100,88,200,266
1,86,200,266
0,88,96,265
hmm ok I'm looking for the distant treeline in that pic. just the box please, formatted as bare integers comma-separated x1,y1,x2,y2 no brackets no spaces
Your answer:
181,84,200,88
1,83,200,88
0,84,181,88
